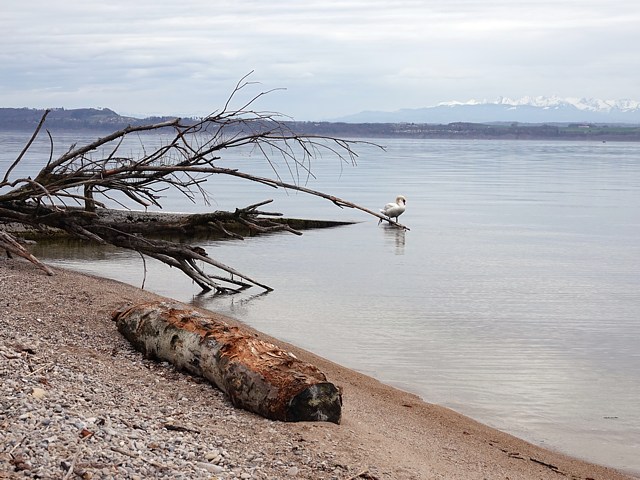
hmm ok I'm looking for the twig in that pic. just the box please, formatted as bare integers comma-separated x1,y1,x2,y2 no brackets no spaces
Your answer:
25,362,54,377
8,436,26,455
138,251,147,290
163,423,201,434
111,446,138,458
213,220,245,239
62,449,81,480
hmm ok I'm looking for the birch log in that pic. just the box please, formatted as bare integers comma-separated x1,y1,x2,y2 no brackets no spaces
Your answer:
112,302,342,424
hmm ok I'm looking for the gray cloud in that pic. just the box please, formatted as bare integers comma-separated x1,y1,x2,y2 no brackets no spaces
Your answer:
2,0,639,119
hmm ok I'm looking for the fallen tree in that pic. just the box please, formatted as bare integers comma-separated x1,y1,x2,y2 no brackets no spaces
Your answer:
0,230,53,275
0,74,409,292
113,301,342,423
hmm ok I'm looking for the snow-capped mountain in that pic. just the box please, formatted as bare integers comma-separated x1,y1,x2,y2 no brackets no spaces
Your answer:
335,97,640,124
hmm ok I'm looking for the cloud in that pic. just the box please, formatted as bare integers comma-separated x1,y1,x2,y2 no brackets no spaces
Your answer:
1,0,639,119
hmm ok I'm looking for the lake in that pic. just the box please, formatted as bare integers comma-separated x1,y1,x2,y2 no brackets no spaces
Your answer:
2,131,639,475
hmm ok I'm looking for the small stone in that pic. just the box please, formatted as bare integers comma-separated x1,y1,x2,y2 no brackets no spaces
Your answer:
197,462,224,474
287,466,299,476
31,387,46,399
205,449,221,461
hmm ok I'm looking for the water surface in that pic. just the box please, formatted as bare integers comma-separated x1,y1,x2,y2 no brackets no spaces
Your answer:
2,133,639,474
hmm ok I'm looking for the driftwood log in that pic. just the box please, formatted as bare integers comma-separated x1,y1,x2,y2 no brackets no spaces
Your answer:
112,302,342,424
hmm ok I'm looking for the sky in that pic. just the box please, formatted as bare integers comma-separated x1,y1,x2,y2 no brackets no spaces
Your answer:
2,0,639,120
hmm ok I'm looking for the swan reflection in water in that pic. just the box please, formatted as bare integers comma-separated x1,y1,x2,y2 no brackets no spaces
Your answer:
382,224,406,255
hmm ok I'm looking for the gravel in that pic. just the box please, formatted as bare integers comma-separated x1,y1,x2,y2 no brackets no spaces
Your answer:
0,259,369,480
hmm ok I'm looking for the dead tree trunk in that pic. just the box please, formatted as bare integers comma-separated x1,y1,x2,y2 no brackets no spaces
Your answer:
112,301,342,424
0,76,407,291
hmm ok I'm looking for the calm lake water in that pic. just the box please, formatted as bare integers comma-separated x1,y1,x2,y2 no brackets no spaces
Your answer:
2,131,639,475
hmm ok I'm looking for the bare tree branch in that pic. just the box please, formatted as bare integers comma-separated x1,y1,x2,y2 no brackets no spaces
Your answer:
0,231,54,276
1,110,50,184
0,75,404,292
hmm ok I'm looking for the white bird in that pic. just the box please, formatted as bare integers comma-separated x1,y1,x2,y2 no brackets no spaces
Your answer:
379,195,407,224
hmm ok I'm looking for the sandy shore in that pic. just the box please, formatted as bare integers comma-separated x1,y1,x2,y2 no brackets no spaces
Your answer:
1,257,636,480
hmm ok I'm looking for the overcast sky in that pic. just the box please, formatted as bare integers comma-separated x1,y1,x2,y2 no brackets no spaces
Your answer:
2,0,639,120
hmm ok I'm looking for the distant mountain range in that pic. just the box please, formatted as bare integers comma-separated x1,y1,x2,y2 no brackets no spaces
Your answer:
334,97,640,124
4,97,640,132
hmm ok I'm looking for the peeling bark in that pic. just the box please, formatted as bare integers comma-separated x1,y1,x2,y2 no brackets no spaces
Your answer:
112,301,342,424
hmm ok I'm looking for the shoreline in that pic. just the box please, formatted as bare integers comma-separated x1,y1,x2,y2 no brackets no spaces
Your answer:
1,258,636,479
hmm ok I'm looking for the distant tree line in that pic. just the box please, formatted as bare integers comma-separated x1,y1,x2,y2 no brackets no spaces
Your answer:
2,107,640,141
0,107,180,131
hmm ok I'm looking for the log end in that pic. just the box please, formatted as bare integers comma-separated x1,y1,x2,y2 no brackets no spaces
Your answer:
287,382,342,424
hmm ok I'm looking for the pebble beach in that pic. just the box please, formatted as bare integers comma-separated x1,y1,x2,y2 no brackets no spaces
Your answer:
1,257,636,480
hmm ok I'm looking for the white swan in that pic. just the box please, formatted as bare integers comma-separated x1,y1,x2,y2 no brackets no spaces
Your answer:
379,195,406,224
